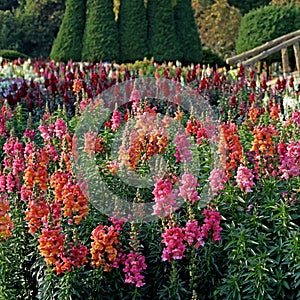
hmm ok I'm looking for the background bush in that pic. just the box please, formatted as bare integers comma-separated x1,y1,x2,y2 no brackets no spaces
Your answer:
236,4,300,54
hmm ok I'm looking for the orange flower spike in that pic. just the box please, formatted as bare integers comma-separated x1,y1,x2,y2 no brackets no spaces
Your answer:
0,196,13,240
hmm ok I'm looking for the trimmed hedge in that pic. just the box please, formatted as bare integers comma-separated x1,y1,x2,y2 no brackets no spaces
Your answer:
0,49,29,60
81,0,119,62
174,0,202,64
118,0,148,62
147,0,182,62
50,0,86,62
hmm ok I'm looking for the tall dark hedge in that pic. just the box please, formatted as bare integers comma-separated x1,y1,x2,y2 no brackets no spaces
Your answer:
82,0,119,62
147,0,182,62
236,5,300,54
118,0,148,62
50,0,85,62
174,0,202,64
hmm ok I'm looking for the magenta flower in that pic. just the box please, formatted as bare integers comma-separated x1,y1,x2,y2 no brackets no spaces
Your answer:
152,178,179,217
278,141,300,180
184,220,204,249
111,110,122,132
123,252,147,287
162,226,186,262
201,209,222,242
54,118,67,139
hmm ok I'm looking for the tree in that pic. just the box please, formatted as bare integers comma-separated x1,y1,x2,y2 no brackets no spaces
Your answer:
199,0,241,58
0,10,21,50
50,0,85,62
228,0,270,15
147,0,182,62
19,0,65,58
174,0,202,63
236,5,300,54
82,0,119,62
118,0,148,62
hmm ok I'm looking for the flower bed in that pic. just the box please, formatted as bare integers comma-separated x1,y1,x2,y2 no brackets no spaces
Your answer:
0,58,299,300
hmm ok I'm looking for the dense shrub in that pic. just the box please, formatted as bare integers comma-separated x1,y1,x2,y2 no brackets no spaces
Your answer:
236,4,300,54
118,0,148,62
0,49,29,60
50,0,86,62
174,0,202,64
82,0,119,62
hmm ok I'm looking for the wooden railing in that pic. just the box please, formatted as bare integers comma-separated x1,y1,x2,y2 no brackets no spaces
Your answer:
226,29,300,76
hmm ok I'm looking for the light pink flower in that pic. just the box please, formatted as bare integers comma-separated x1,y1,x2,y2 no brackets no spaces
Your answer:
179,173,200,205
174,133,192,163
235,165,255,193
209,168,227,195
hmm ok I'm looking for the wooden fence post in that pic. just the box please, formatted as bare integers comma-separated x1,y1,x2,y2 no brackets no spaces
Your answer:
281,47,290,76
293,43,300,77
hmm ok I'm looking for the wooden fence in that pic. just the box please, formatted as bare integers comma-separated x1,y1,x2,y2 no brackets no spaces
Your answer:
226,29,300,77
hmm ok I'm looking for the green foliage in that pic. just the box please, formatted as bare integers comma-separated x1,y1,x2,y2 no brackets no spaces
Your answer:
50,0,85,62
236,5,300,54
19,0,65,58
174,0,202,64
0,49,28,60
0,10,21,51
82,0,119,63
202,48,227,67
118,0,148,62
228,0,271,15
0,199,39,300
147,0,182,62
214,177,300,299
